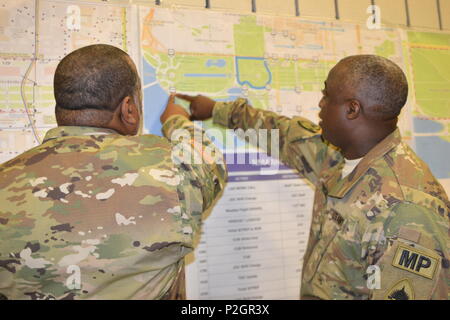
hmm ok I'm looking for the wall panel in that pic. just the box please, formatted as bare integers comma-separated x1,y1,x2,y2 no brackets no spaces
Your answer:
209,0,253,12
408,0,439,29
257,0,296,15
298,0,336,19
339,0,371,22
440,0,450,29
376,0,407,26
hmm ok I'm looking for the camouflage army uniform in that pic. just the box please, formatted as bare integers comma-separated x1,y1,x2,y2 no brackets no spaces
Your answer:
213,98,449,300
0,115,227,300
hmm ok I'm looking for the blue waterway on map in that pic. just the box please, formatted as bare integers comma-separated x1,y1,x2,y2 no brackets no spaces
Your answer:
235,56,272,90
216,96,238,102
206,59,226,67
300,44,324,50
143,57,157,83
415,136,450,179
299,20,326,25
228,87,243,94
413,117,443,133
141,59,261,154
143,58,168,136
275,45,295,49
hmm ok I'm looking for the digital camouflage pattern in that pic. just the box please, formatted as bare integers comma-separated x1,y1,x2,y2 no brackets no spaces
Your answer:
0,115,227,300
213,98,449,300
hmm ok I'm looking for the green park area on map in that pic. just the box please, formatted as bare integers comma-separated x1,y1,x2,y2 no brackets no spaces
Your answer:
409,31,450,119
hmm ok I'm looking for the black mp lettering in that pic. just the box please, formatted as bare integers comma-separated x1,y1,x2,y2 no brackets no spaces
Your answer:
399,250,418,270
416,256,431,272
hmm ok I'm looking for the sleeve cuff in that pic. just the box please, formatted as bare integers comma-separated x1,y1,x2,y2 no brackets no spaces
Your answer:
161,114,191,139
212,101,233,128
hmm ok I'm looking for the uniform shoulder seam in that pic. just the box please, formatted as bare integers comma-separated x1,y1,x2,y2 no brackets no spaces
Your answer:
380,153,406,201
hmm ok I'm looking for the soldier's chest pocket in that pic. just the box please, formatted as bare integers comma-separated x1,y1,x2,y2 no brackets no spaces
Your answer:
303,208,346,282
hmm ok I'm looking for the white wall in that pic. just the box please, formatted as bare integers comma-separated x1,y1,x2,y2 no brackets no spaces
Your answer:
150,0,450,31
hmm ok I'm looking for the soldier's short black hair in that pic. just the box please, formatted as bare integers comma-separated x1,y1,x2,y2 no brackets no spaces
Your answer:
54,44,139,125
340,55,408,121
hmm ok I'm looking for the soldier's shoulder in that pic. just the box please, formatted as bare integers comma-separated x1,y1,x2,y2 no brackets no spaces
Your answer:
1,133,173,170
291,117,321,133
96,133,175,163
286,117,322,144
0,142,44,174
114,133,172,149
385,142,449,205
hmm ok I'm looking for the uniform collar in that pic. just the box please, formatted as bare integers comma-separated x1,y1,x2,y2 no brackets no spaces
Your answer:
42,126,119,143
325,128,402,199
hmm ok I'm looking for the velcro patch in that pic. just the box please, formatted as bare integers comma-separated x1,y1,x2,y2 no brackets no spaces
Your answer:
328,209,344,226
386,278,414,300
297,120,320,133
392,244,439,279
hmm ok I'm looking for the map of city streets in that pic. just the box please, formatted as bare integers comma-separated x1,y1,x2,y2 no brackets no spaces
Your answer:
1,2,450,206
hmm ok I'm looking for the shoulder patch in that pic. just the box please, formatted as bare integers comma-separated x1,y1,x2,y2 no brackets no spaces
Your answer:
392,244,440,279
297,120,320,133
386,278,414,300
370,239,443,300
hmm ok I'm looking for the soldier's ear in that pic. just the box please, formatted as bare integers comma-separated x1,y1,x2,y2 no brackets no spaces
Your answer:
119,96,139,125
346,99,361,120
119,96,140,135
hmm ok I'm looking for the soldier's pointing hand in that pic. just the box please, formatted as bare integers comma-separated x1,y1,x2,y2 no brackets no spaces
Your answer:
176,94,216,121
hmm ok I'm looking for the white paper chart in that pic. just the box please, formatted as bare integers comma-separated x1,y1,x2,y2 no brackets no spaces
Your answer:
186,153,314,299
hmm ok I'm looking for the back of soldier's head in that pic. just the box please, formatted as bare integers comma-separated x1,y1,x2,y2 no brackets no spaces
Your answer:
338,54,408,121
54,44,139,126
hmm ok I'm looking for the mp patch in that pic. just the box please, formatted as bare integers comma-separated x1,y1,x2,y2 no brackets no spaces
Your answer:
392,244,439,279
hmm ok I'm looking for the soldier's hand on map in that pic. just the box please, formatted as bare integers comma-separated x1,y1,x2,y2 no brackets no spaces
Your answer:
160,94,191,124
175,94,216,121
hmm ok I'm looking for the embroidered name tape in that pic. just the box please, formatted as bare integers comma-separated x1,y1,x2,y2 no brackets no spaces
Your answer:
392,244,439,279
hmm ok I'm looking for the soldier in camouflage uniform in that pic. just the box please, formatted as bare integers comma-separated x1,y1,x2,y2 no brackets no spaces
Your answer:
176,55,449,300
0,44,227,300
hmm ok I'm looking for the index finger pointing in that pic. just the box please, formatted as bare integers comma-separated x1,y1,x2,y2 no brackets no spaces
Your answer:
167,94,176,104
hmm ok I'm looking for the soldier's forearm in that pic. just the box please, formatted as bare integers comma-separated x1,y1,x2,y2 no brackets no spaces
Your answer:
161,114,192,139
212,98,291,132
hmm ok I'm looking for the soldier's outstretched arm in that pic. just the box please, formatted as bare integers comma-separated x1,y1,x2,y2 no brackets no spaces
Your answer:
176,94,334,185
161,95,228,237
